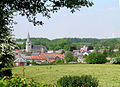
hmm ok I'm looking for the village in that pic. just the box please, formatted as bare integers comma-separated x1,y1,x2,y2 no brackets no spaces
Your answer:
13,33,118,66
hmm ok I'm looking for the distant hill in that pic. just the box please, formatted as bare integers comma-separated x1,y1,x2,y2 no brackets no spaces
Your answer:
16,38,120,50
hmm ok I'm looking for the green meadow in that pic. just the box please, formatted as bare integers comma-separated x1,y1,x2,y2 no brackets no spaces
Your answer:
12,64,120,87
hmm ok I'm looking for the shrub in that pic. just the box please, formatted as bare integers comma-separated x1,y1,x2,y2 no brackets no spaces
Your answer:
0,68,12,78
0,75,53,87
80,75,99,87
57,75,99,87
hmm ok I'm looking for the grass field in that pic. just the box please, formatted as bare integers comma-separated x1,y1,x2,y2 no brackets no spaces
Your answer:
12,64,120,87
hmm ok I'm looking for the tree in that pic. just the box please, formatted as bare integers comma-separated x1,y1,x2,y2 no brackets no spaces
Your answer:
86,53,97,64
55,46,61,50
64,45,70,51
65,52,74,63
61,50,65,54
96,53,106,64
0,0,93,69
86,53,106,64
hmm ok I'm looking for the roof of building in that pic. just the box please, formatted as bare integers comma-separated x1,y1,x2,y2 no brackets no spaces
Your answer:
30,53,64,60
50,59,55,63
30,55,46,60
14,58,26,63
32,45,46,49
41,53,64,58
23,56,31,60
46,55,58,58
82,51,91,54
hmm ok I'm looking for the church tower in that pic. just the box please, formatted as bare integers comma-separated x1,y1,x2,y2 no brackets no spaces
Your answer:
26,32,31,52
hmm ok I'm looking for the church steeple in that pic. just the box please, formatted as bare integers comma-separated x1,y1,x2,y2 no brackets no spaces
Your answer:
26,32,31,52
27,32,30,43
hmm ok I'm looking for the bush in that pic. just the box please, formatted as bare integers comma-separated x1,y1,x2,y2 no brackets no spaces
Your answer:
57,75,99,87
0,75,53,87
0,68,12,78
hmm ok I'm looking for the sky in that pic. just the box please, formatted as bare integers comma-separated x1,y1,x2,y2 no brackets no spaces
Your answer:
13,0,120,40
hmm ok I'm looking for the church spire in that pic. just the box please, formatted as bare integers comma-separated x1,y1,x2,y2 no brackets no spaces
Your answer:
26,32,31,52
27,32,30,42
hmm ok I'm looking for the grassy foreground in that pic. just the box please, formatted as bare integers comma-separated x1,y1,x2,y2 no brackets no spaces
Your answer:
12,64,120,87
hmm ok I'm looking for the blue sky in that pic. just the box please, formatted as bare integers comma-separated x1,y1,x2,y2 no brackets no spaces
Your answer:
13,0,120,40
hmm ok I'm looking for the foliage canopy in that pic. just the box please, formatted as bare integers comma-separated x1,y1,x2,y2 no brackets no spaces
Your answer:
86,53,106,64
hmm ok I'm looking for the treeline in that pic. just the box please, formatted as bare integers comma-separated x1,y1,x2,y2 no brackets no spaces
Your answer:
92,38,120,50
16,38,120,50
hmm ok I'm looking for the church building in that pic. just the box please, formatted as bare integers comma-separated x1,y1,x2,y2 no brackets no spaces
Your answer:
26,33,47,56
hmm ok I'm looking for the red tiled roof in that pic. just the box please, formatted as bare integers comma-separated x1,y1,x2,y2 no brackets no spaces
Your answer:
50,59,55,63
30,56,39,60
38,55,46,60
30,56,46,60
41,53,64,58
30,53,64,60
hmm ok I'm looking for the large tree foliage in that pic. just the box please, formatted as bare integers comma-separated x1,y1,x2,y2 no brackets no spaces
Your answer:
65,52,74,63
1,0,93,25
0,0,93,69
86,53,106,64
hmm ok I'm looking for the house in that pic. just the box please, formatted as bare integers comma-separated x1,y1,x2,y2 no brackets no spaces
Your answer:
47,50,55,53
13,58,27,66
82,51,90,56
56,49,65,54
73,50,81,57
29,53,64,64
80,45,88,51
41,53,65,59
30,55,46,62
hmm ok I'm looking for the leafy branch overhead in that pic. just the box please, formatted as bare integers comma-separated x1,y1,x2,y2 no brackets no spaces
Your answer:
0,0,93,26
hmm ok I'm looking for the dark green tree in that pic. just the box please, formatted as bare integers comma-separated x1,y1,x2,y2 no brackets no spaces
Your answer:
86,53,106,64
65,52,74,63
96,53,106,64
64,45,70,51
55,46,61,50
61,50,65,54
86,53,97,64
